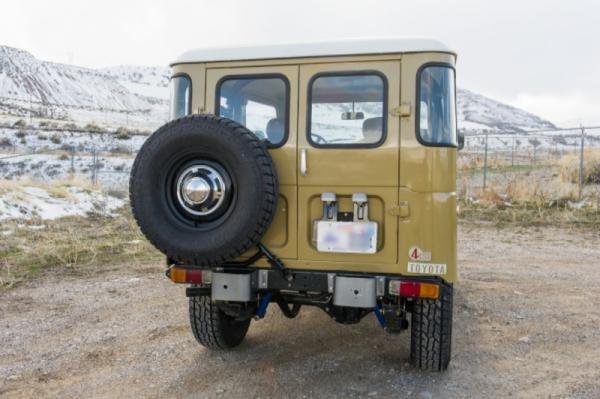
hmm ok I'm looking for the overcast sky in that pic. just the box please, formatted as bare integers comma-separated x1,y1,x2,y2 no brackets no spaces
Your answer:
1,0,599,126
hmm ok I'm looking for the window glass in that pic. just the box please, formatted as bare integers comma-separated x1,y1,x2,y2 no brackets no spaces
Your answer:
218,77,287,145
309,74,385,146
170,75,191,120
418,66,457,146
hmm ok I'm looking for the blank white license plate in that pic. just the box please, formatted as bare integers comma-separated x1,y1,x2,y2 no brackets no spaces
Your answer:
316,221,378,254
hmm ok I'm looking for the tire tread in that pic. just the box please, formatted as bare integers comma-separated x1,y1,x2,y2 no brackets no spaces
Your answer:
410,283,453,371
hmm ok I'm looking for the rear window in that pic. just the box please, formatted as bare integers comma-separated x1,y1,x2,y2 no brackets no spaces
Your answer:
417,65,457,147
170,74,191,120
217,75,288,146
308,73,386,147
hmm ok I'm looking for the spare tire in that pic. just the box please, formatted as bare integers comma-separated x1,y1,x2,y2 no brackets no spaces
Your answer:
129,114,278,266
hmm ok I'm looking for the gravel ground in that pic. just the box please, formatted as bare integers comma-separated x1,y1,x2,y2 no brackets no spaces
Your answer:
1,224,600,398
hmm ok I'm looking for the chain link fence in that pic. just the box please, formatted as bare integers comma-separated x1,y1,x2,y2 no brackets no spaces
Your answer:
2,125,600,203
458,126,600,202
0,125,153,191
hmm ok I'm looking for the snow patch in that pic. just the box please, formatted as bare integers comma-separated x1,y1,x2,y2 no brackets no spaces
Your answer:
0,185,124,221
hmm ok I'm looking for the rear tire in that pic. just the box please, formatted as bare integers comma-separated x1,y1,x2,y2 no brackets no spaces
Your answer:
410,283,453,371
189,296,251,349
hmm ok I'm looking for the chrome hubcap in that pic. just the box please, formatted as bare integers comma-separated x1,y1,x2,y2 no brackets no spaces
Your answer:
175,164,227,216
182,177,210,204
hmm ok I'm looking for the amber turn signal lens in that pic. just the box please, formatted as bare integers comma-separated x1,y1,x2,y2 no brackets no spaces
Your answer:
169,267,188,283
418,283,440,299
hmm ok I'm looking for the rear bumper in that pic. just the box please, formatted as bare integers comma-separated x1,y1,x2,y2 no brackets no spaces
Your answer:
172,266,444,306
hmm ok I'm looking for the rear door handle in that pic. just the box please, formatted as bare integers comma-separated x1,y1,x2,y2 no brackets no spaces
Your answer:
300,149,308,176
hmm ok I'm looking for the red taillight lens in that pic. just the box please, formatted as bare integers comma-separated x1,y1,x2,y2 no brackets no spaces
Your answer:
399,281,420,297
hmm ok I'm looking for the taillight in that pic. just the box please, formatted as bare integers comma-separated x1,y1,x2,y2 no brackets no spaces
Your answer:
389,280,439,300
168,267,212,284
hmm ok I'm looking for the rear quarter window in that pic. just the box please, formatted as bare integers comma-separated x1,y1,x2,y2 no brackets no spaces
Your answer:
416,64,457,147
170,74,191,120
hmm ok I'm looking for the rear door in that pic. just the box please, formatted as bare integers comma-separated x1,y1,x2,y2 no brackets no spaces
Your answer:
297,61,401,265
206,65,298,259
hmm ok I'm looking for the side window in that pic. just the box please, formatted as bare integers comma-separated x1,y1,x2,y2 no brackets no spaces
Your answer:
308,73,386,147
217,76,288,146
170,74,191,120
417,65,457,147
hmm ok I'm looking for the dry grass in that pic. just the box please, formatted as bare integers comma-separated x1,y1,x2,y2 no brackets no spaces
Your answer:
460,198,600,227
458,154,512,170
461,178,599,227
505,176,578,205
0,177,95,200
0,207,161,287
559,149,600,184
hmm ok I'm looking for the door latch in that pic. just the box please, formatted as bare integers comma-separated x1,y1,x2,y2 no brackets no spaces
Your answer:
389,103,411,117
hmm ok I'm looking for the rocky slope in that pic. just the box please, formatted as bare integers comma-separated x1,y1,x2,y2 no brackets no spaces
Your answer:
0,46,168,129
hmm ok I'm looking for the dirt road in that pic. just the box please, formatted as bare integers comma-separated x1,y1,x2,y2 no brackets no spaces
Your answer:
1,224,600,398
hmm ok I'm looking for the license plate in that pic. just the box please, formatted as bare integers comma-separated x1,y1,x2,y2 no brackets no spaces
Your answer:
316,221,378,254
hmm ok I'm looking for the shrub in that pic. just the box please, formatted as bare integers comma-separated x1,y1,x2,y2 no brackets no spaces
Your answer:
85,123,103,133
110,145,130,155
12,119,26,128
37,134,48,141
50,134,62,144
115,127,131,140
559,149,600,185
15,129,27,138
0,137,12,148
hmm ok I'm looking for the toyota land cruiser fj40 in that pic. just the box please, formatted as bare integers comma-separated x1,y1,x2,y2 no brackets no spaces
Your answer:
130,38,458,371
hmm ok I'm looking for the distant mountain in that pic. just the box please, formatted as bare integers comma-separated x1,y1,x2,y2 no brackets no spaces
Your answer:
0,45,556,132
0,46,168,129
457,88,555,132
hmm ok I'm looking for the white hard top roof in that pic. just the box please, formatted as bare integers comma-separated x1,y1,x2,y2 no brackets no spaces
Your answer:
171,37,454,65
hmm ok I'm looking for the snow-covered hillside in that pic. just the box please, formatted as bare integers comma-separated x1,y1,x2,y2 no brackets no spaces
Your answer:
457,88,555,132
99,65,169,101
0,46,168,129
0,45,557,133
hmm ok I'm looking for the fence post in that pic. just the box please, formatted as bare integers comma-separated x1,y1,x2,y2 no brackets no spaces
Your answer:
511,136,515,167
91,148,97,185
578,127,585,201
69,146,75,173
483,133,489,190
